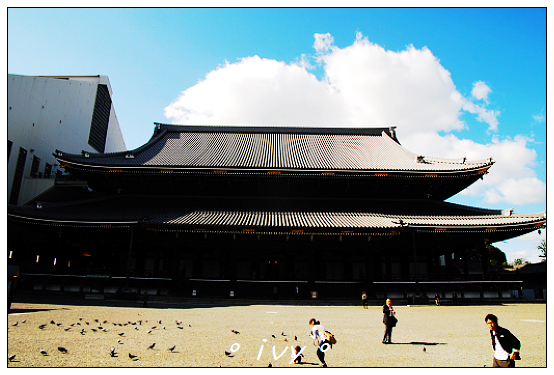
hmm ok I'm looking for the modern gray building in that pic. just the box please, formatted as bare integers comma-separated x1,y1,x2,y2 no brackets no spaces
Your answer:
7,74,126,205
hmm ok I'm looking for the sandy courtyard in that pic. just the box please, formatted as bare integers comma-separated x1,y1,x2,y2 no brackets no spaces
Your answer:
7,300,546,367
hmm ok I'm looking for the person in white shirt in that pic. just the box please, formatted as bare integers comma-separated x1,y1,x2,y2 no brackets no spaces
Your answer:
485,314,521,367
309,318,329,367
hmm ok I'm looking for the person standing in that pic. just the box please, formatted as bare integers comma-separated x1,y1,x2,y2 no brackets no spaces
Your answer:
309,318,329,367
434,293,441,306
485,314,521,367
382,299,396,344
361,291,368,309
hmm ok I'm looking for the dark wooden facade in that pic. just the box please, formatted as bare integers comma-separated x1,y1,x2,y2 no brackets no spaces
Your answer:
7,125,545,300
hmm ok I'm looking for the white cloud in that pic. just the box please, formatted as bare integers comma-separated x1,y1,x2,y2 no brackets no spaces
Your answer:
401,132,545,206
313,32,335,58
164,56,346,126
164,32,544,209
471,81,492,102
462,100,500,131
497,227,545,264
532,110,545,123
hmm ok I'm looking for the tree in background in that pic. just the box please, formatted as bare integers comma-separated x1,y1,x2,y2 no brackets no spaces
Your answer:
513,258,524,267
486,244,508,267
538,240,546,262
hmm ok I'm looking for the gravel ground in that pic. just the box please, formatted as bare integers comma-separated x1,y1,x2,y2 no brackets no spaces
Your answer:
7,301,546,367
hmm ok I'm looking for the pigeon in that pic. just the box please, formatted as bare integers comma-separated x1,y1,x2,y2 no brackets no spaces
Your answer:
423,347,426,352
39,348,48,356
117,339,123,344
8,355,16,362
95,319,99,323
188,324,191,327
129,353,139,360
103,320,108,324
91,329,97,332
118,333,125,336
135,327,139,330
271,334,276,338
109,347,117,357
12,322,18,327
158,320,162,324
177,326,184,330
148,343,156,350
151,326,157,330
268,363,272,367
38,324,47,330
169,345,176,352
57,323,62,326
281,332,286,336
22,320,26,324
175,320,182,325
294,335,298,341
146,330,152,334
50,320,56,325
64,327,71,331
224,351,233,357
231,330,240,334
57,347,68,354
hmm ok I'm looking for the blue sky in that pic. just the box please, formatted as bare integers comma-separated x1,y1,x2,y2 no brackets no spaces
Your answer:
7,7,546,263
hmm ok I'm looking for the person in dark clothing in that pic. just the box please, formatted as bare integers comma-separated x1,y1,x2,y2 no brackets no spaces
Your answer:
382,299,396,343
485,314,521,367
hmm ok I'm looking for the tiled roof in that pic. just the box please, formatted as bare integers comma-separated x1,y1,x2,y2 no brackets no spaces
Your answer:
56,124,493,173
8,196,545,233
157,210,545,229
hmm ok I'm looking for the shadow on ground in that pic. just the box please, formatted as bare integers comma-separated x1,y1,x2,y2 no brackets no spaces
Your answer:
387,342,447,345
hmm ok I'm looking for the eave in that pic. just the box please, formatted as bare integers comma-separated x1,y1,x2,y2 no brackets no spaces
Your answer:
8,196,545,243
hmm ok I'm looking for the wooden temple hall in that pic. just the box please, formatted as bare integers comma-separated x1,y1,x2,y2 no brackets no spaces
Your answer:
7,124,546,301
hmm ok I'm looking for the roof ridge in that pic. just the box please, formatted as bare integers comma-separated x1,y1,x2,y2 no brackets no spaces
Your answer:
153,122,398,138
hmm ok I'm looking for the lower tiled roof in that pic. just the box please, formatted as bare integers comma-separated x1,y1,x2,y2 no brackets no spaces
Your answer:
8,195,545,233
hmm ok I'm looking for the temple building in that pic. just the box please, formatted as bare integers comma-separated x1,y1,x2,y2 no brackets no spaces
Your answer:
7,124,546,301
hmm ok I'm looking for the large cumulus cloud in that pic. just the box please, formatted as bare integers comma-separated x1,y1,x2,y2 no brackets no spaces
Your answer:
164,32,545,208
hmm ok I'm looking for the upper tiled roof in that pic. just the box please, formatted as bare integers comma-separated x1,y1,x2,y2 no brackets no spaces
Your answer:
56,124,493,173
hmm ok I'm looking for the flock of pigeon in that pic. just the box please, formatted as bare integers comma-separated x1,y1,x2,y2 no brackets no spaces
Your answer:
9,315,305,367
8,316,192,364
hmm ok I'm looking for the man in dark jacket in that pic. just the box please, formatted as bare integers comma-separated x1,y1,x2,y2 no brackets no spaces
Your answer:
382,299,396,343
485,314,521,367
